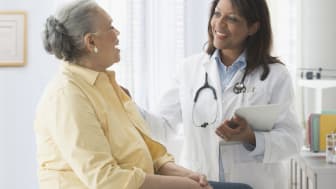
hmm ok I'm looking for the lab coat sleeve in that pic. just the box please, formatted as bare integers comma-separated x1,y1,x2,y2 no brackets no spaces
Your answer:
49,85,146,189
246,132,266,160
263,67,304,163
137,105,179,144
140,62,183,143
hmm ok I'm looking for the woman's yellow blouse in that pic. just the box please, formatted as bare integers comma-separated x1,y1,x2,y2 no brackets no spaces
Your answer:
34,62,174,189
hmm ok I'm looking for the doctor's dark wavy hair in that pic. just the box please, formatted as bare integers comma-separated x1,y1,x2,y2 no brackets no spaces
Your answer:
206,0,282,80
42,0,100,62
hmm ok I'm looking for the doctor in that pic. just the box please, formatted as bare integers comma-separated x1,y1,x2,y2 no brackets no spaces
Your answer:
143,0,303,189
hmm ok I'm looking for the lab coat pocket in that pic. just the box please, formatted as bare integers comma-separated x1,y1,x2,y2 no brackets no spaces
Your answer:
230,162,274,189
233,145,255,163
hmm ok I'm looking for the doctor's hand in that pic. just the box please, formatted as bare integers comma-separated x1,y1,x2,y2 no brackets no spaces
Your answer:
215,116,256,145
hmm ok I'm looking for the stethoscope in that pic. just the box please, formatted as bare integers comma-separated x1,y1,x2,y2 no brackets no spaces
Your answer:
233,70,247,94
192,70,248,128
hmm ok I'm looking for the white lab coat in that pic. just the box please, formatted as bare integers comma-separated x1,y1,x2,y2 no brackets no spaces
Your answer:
144,52,303,189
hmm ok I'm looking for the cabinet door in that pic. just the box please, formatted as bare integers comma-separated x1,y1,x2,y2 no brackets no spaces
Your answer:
305,166,316,189
290,159,296,189
307,177,314,189
290,158,302,189
301,167,307,189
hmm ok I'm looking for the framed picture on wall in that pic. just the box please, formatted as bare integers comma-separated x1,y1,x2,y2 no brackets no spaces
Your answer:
0,11,27,67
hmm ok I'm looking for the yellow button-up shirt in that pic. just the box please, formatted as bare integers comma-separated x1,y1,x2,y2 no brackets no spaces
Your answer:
34,62,174,189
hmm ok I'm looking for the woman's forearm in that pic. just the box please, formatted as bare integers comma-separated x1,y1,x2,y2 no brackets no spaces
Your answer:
154,162,209,188
156,162,193,177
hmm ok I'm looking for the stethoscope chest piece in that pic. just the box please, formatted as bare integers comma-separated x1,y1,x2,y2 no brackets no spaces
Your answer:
232,69,248,94
233,82,246,94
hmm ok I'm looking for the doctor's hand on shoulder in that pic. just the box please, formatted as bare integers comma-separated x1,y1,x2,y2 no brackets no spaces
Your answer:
215,116,256,145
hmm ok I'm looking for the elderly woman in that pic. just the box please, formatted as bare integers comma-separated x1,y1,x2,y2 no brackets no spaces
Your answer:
34,0,214,188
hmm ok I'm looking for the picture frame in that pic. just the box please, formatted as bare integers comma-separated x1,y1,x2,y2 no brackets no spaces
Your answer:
0,11,27,67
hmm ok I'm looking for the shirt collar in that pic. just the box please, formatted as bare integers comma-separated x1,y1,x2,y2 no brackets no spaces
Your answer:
62,62,109,85
211,49,247,70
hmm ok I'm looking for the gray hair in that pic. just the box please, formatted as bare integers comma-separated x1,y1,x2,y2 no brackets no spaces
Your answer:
42,0,100,62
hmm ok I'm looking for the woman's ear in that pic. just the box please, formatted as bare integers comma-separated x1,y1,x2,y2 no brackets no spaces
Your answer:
84,33,96,53
248,22,260,36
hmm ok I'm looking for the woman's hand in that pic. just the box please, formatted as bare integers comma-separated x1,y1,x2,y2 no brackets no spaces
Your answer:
185,172,209,187
215,116,256,145
156,162,212,188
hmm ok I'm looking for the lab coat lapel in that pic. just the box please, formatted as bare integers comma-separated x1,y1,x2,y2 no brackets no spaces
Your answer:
202,59,222,94
225,69,245,91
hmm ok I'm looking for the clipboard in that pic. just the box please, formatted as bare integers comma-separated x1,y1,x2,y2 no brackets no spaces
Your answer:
234,104,283,131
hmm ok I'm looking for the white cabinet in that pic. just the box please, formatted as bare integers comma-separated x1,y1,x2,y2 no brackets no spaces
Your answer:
290,151,336,189
298,79,336,113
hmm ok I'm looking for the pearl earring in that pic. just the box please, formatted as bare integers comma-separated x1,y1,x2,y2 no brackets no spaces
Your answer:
93,46,99,53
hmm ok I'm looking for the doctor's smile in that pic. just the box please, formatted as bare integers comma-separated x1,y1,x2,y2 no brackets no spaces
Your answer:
214,30,229,40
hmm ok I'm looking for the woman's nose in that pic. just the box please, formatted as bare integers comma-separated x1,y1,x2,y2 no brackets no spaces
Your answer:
114,28,120,36
217,17,228,26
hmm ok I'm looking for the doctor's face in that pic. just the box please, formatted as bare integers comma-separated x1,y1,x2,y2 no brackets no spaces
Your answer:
210,0,252,52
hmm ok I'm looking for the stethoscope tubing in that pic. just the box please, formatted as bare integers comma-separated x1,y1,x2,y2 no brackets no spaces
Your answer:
192,70,248,127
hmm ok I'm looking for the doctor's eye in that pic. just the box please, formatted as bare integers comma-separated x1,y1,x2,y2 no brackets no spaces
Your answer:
213,11,221,18
226,15,240,23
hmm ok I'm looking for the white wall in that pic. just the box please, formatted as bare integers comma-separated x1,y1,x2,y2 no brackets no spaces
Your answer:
184,0,209,56
0,0,59,188
300,0,336,114
301,0,336,70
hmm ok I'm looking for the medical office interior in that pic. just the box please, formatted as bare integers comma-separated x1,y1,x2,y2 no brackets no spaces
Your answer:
1,0,336,188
